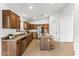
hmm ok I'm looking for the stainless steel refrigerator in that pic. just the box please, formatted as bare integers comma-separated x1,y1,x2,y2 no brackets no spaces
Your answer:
37,26,44,39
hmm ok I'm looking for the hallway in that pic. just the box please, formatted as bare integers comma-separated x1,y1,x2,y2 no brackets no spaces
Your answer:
22,39,74,56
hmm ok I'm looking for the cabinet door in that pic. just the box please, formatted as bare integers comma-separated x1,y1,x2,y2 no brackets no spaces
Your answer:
23,21,26,29
22,40,26,52
2,10,10,28
34,24,37,29
17,44,22,56
33,32,38,39
2,41,9,56
2,10,20,29
10,11,17,28
23,22,31,30
17,16,20,29
16,40,22,56
23,21,27,29
32,24,37,29
43,24,49,33
27,22,29,30
43,24,49,29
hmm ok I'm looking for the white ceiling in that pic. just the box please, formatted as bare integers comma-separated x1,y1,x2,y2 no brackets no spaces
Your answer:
4,3,67,20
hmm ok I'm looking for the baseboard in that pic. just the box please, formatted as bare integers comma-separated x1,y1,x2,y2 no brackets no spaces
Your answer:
60,41,73,43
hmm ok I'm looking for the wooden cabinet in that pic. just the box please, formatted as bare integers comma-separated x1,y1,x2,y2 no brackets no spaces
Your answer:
2,33,33,56
32,32,38,39
27,34,33,43
23,23,49,33
2,41,9,56
43,24,49,33
23,21,27,30
31,24,49,30
2,10,20,29
43,24,49,29
31,24,38,29
16,16,20,29
23,21,31,30
21,37,27,53
10,11,17,28
2,10,9,28
16,40,22,56
31,24,49,33
2,40,16,56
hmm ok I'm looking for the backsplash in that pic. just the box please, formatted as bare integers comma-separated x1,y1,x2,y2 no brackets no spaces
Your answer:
0,29,16,37
28,29,37,32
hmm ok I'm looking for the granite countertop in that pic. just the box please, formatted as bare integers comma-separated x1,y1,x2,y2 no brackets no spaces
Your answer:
1,33,31,41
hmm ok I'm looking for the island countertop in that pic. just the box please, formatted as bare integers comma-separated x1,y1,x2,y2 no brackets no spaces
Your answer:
1,33,32,41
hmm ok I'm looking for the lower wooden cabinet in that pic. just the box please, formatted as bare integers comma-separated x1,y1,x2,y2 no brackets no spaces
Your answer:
21,37,26,53
16,40,22,56
32,32,38,39
2,41,9,56
2,33,33,56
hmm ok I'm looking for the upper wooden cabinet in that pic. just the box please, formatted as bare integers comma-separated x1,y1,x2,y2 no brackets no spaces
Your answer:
23,21,28,30
43,24,49,29
31,24,49,33
43,24,49,33
16,16,20,29
23,21,31,30
31,24,38,29
2,10,20,29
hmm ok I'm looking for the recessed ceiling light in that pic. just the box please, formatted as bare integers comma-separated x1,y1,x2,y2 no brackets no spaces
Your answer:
29,6,33,9
50,3,55,6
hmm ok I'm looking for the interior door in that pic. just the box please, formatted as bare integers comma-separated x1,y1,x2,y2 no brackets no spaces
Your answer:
49,17,60,42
